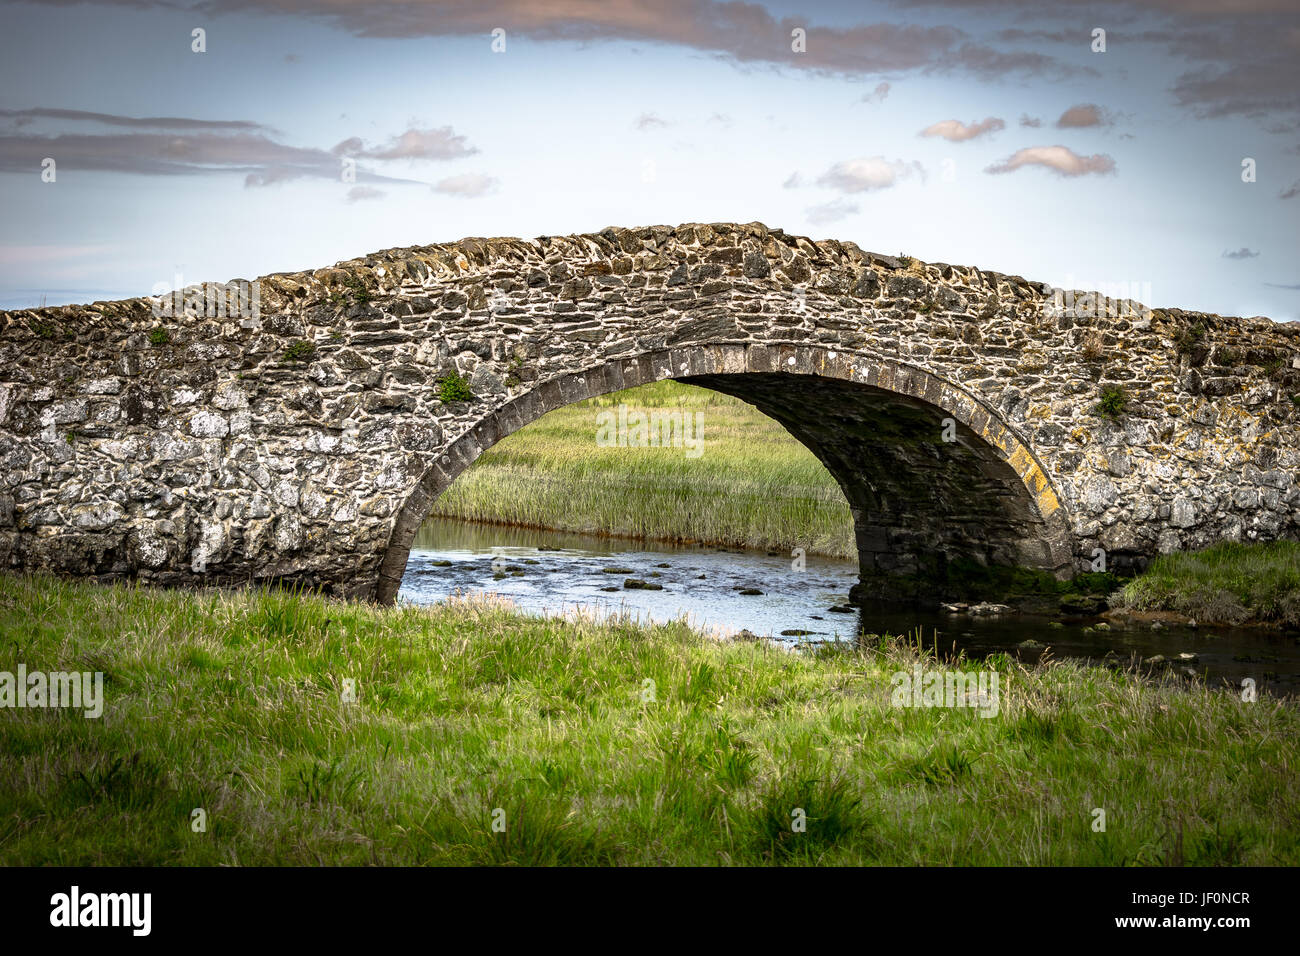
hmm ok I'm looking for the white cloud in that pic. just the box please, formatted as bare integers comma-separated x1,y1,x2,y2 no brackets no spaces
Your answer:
985,145,1116,176
346,185,385,202
816,157,922,192
920,117,1005,141
806,198,860,225
334,127,476,160
432,173,498,197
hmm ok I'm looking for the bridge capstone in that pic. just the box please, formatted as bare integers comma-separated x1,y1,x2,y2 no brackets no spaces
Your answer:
1,222,1297,603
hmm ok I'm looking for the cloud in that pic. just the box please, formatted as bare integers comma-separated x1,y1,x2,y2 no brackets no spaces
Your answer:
333,127,476,160
985,145,1116,176
920,116,1004,141
1265,282,1300,289
432,173,498,197
783,171,803,188
0,129,345,180
1281,181,1300,199
1055,104,1113,128
634,112,669,131
860,82,891,104
1137,20,1300,120
1019,114,1042,127
19,0,1088,83
346,185,385,202
707,112,732,126
1169,53,1300,121
816,157,923,192
0,243,115,266
907,2,1300,122
0,108,268,131
0,116,466,187
806,198,859,225
1222,247,1259,259
995,27,1078,43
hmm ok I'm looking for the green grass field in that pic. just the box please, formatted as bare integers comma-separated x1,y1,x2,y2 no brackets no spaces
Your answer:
432,380,856,558
2,573,1296,865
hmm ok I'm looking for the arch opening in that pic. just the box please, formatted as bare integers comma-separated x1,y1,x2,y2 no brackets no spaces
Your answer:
374,344,1073,605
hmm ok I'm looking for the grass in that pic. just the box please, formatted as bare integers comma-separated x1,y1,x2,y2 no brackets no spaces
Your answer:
432,380,856,557
1,572,1297,865
1113,540,1300,627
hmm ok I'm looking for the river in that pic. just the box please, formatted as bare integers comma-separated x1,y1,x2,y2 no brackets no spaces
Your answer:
400,516,1300,695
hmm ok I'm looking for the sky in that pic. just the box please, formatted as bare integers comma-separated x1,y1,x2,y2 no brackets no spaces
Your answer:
0,0,1297,321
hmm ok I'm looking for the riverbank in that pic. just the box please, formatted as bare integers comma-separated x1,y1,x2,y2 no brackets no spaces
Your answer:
2,573,1296,865
1110,541,1300,629
431,380,856,558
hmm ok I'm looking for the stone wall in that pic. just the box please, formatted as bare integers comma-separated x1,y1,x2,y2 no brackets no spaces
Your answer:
1,222,1297,603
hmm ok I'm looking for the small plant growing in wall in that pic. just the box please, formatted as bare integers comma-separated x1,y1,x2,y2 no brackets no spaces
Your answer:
505,355,525,388
1079,329,1105,363
1095,384,1129,422
341,273,372,305
30,319,60,340
328,273,372,307
149,327,170,346
437,372,473,403
1173,322,1206,355
282,339,317,363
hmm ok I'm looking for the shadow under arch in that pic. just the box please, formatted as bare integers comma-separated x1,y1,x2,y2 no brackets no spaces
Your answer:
373,343,1074,604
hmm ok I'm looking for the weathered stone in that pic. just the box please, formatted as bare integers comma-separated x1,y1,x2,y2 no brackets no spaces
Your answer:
69,501,125,531
0,221,1294,604
1170,496,1197,528
743,252,771,279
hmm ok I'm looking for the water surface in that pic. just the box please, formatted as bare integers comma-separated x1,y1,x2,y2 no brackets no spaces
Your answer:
400,517,1300,695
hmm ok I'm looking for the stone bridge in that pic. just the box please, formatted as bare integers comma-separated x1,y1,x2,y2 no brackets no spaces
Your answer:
1,222,1298,604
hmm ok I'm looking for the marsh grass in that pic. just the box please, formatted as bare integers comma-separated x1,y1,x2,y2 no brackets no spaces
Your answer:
1,573,1297,865
1114,540,1300,627
431,380,856,558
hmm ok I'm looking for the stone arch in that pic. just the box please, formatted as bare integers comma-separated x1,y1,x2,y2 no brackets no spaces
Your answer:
373,342,1074,604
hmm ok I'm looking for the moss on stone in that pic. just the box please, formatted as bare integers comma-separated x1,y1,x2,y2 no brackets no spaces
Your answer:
281,340,317,363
